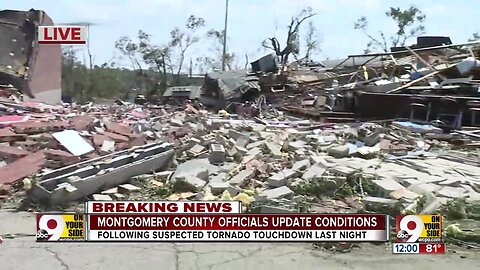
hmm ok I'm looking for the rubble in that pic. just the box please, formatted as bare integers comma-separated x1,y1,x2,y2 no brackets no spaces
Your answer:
0,37,480,248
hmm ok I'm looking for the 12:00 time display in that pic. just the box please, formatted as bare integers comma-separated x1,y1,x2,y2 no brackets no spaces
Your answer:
393,243,419,253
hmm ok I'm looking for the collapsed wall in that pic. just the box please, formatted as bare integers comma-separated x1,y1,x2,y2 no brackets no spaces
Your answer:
0,9,61,104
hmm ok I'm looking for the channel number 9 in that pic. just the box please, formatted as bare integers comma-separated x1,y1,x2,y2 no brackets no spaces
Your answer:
397,215,423,242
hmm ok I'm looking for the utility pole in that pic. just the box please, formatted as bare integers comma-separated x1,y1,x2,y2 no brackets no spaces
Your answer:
222,0,229,71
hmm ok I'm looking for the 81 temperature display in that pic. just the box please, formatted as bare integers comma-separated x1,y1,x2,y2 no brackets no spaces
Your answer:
393,243,445,254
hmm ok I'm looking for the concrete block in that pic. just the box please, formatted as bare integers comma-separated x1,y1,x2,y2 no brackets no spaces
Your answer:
267,169,296,187
208,144,226,164
363,196,398,210
389,189,420,201
228,169,255,186
92,194,113,201
420,197,449,214
372,179,405,197
174,174,206,192
292,159,311,171
289,140,307,150
327,145,349,158
174,159,217,181
235,136,250,148
437,186,467,199
187,144,206,157
302,165,326,180
208,181,231,195
265,142,282,158
257,205,298,214
170,118,183,127
118,184,142,194
363,131,382,146
187,137,201,148
246,140,265,150
260,186,294,200
112,193,126,200
101,187,118,195
228,130,244,140
408,183,442,195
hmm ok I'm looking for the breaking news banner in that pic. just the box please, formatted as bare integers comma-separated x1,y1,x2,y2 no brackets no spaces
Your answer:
86,213,389,242
36,213,85,242
85,201,242,214
393,214,445,254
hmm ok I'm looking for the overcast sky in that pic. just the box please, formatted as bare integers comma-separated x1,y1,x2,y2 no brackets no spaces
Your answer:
6,0,480,70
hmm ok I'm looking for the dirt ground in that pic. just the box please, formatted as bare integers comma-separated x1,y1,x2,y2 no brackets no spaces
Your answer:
1,210,479,270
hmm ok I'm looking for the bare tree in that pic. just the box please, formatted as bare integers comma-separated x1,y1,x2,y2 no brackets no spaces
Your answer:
354,5,426,53
263,7,316,65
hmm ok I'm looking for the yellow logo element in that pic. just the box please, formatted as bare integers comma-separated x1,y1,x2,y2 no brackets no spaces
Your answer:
396,214,442,243
37,214,85,242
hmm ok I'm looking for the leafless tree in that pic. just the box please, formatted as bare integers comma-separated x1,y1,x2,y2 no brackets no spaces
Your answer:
263,7,316,64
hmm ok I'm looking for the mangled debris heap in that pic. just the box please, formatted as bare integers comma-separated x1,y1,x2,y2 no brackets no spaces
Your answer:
195,37,480,129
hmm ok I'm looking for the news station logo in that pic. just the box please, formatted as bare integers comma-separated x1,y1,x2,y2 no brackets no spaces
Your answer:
38,25,87,45
36,214,85,242
396,214,442,243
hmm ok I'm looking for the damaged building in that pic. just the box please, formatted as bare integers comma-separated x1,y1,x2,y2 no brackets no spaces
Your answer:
0,9,61,104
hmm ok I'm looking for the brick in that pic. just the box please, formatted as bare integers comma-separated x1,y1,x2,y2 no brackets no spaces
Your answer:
12,140,39,152
103,131,129,143
129,134,146,147
260,186,294,200
71,115,94,130
0,145,30,160
208,144,226,164
0,151,45,185
11,121,70,134
228,169,255,186
0,128,26,142
105,122,133,137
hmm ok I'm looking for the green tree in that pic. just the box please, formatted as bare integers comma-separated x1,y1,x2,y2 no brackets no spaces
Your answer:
468,32,480,42
169,15,205,82
354,5,426,53
196,29,236,72
304,21,321,61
